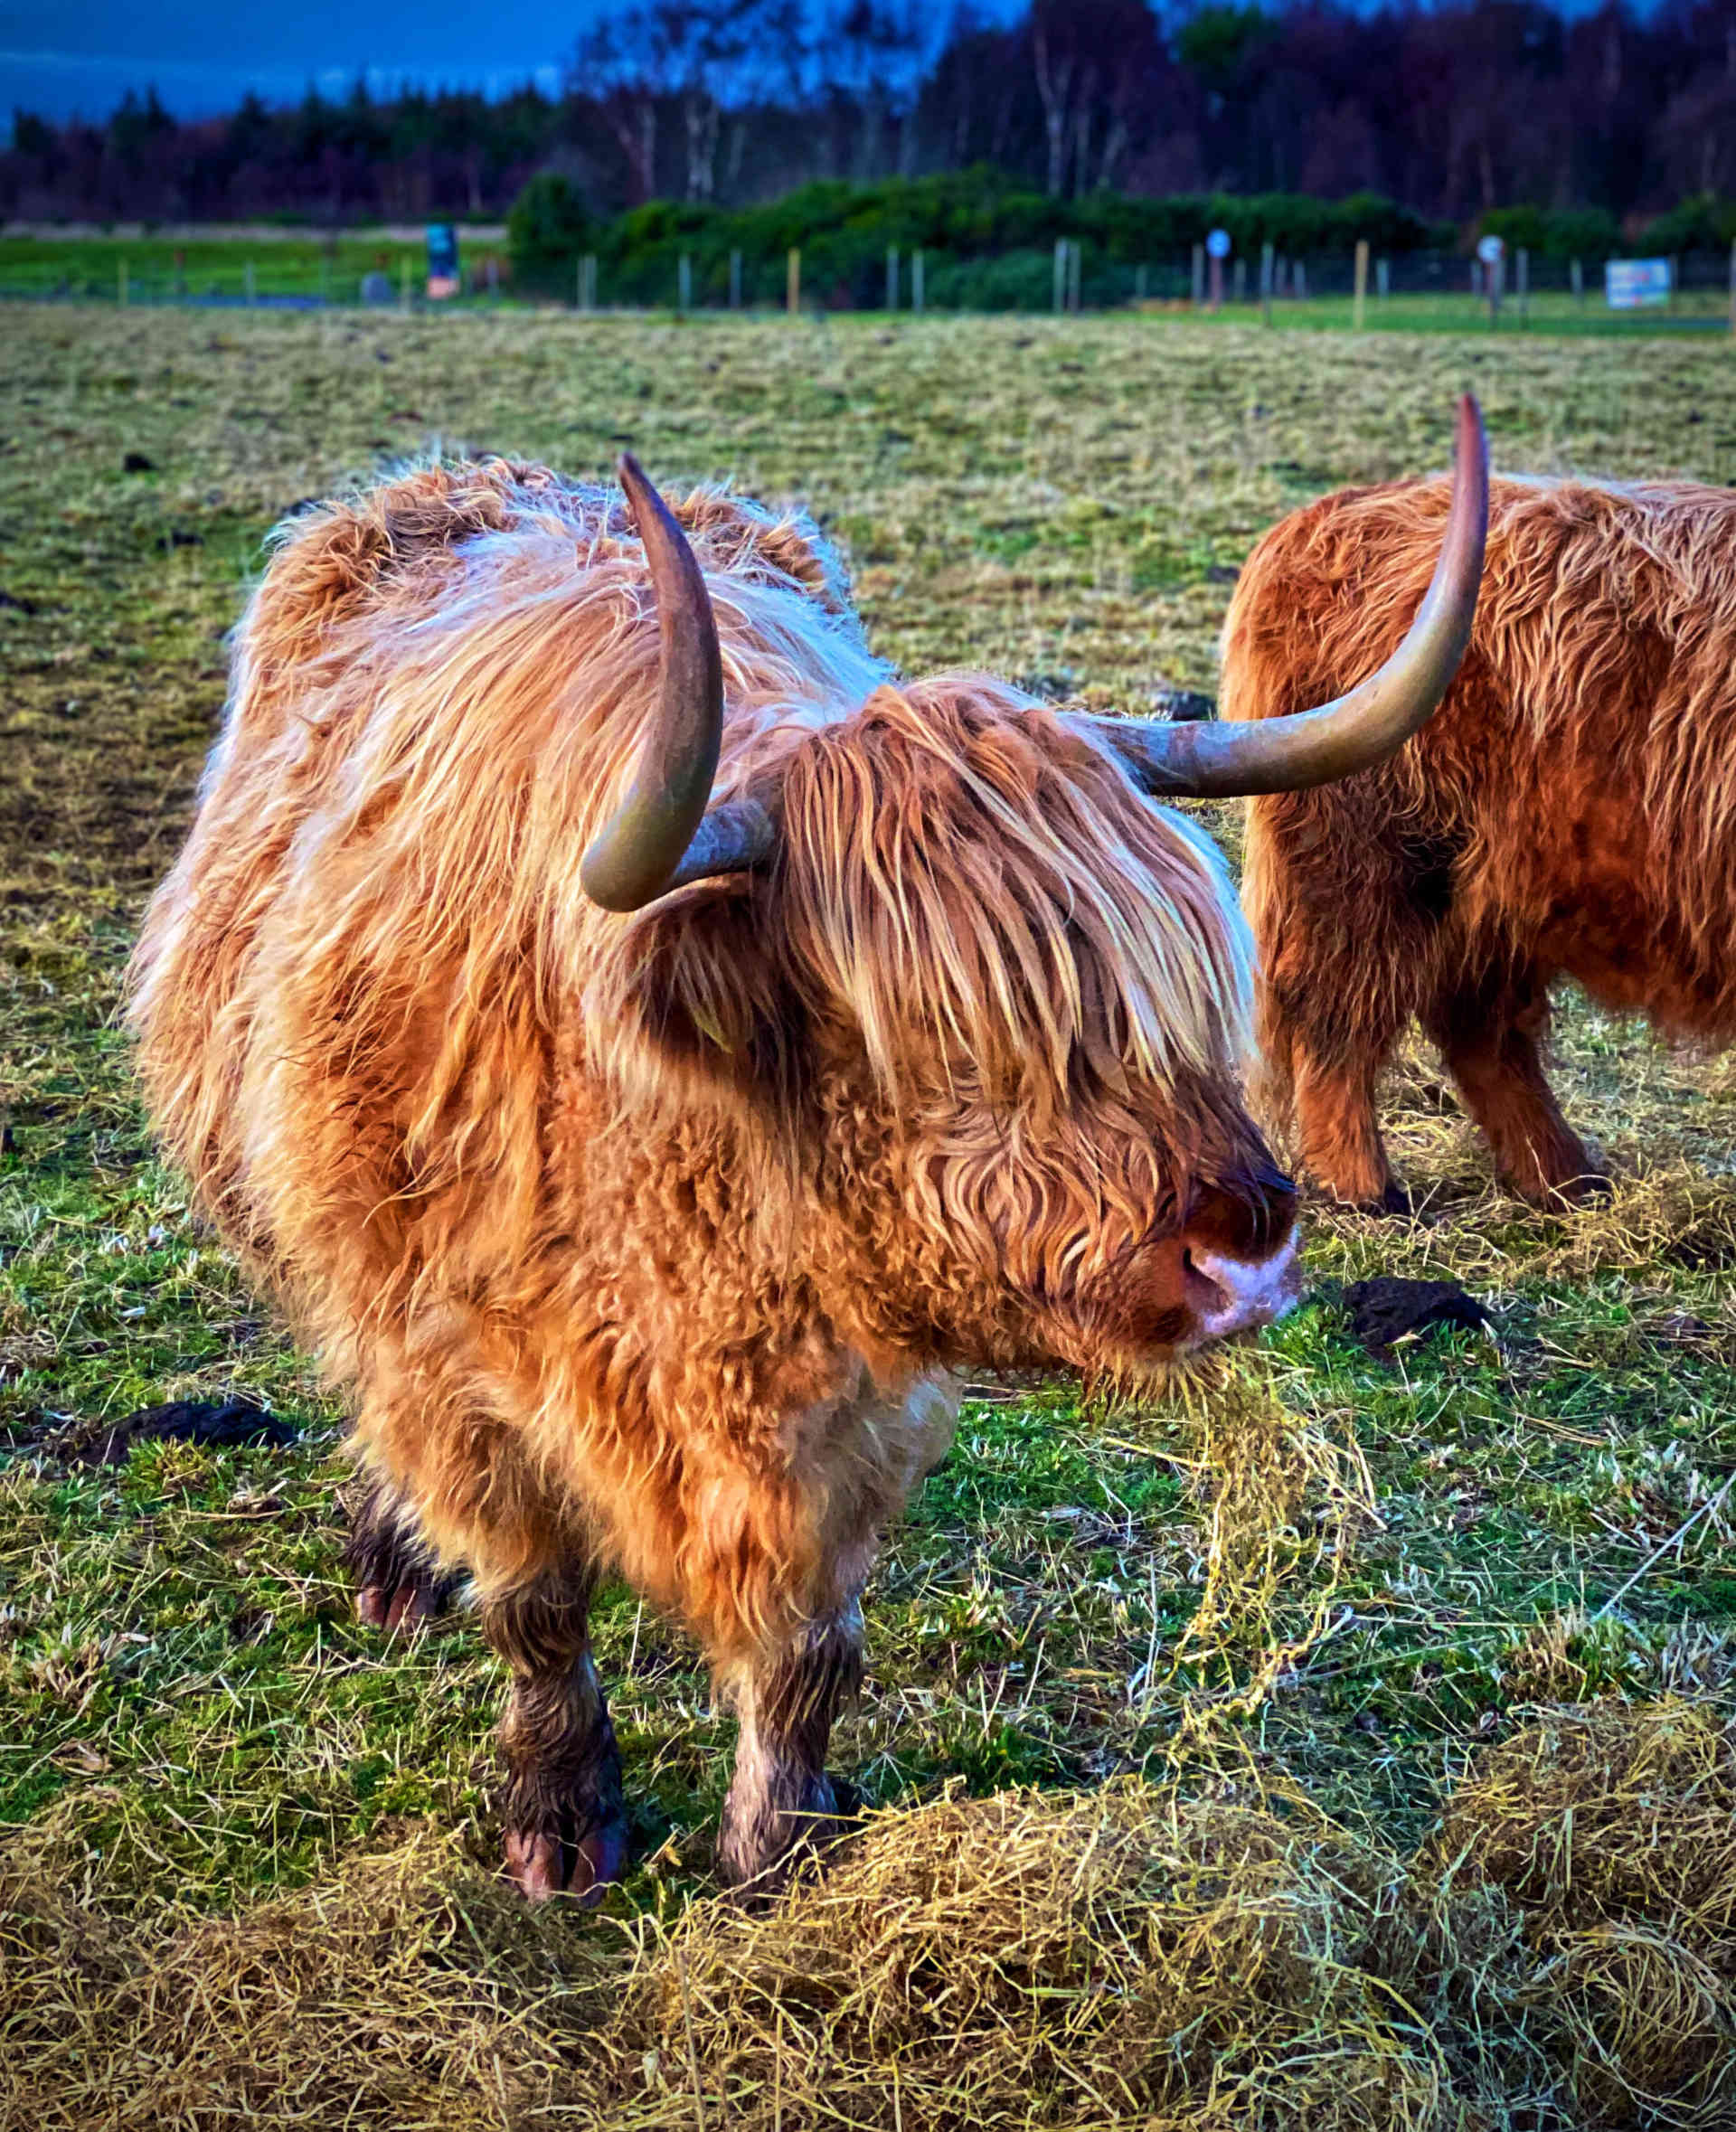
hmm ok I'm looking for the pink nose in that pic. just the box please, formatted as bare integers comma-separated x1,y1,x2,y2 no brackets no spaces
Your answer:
1182,1231,1301,1345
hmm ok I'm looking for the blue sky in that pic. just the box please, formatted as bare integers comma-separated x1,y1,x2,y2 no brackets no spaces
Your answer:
1,1,603,125
0,0,1630,131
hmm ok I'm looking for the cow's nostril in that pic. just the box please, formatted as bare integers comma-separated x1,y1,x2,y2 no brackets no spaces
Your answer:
1181,1244,1230,1317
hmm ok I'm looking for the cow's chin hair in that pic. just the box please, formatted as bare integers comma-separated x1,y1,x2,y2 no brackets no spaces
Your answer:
1028,1323,1202,1397
1040,1321,1268,1411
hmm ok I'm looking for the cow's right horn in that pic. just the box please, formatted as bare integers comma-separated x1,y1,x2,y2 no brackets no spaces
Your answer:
580,454,776,912
1079,393,1488,799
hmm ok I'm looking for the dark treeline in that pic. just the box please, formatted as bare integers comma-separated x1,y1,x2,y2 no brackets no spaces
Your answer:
8,0,1736,231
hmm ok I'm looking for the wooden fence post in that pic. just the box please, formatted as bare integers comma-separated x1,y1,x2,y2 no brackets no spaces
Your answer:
1231,255,1246,304
1069,237,1082,313
729,248,741,309
1516,246,1529,326
245,259,257,307
1376,256,1390,301
678,253,693,311
1571,256,1584,307
912,247,924,312
886,244,899,310
787,247,800,315
1260,240,1274,325
1191,242,1204,308
1054,238,1067,314
1353,239,1368,329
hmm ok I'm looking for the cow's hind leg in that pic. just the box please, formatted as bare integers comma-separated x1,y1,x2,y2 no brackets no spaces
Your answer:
717,1608,863,1901
1423,976,1605,1205
485,1565,627,1903
344,1475,466,1631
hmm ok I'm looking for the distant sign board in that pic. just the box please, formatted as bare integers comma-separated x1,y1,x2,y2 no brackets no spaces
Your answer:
1605,258,1670,308
427,222,460,300
1206,227,1231,259
1475,234,1505,266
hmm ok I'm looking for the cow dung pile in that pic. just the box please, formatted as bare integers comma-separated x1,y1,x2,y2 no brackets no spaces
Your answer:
4,1699,1733,2132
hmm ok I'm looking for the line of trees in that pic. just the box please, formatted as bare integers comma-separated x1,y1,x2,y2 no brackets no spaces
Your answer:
9,0,1736,231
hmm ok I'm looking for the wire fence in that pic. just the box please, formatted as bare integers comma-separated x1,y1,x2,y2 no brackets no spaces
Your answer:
3,242,1733,325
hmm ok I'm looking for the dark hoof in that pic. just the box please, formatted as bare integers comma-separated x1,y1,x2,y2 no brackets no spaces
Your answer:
355,1577,452,1634
719,1772,862,1907
344,1484,464,1634
504,1807,629,1906
1543,1170,1612,1208
1325,1179,1413,1218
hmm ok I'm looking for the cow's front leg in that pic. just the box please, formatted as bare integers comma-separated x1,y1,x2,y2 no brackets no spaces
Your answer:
484,1566,627,1903
717,1607,863,1900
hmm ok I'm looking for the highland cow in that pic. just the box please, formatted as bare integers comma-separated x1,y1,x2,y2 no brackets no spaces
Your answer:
128,405,1484,1899
1224,463,1732,1213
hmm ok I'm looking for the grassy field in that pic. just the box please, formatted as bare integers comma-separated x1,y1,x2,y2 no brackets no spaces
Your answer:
0,231,502,305
3,307,1735,2123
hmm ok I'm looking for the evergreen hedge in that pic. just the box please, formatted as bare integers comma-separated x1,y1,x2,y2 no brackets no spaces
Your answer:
508,166,1448,307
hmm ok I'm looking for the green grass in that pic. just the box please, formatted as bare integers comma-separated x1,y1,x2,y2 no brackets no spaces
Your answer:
2,306,1733,1957
0,233,507,307
1184,288,1736,336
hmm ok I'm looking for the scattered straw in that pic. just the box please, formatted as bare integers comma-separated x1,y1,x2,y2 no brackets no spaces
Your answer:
4,1701,1733,2130
1155,1373,1376,1728
597,1778,1444,2132
1429,1700,1736,2127
0,1818,615,2132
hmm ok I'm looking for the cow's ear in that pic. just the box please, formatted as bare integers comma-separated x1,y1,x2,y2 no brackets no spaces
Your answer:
590,878,805,1110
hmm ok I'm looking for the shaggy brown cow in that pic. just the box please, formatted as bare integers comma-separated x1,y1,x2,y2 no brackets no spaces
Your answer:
128,405,1484,1898
1224,465,1733,1213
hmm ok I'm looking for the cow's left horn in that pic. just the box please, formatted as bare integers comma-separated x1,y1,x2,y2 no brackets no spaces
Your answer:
580,454,776,911
1077,393,1488,798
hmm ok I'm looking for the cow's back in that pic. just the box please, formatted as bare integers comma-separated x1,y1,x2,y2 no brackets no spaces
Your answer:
1224,472,1736,1038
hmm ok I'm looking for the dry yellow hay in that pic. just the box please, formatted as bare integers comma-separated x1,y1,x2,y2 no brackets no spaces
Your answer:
1434,1700,1736,1960
0,1817,612,2132
4,1699,1735,2130
1428,1701,1736,2128
597,1778,1447,2132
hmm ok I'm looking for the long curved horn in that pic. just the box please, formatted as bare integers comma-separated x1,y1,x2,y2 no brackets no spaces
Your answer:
580,454,774,911
1077,393,1488,799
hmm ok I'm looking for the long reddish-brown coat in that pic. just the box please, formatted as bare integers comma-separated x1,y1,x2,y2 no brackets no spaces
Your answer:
130,458,1290,1895
1222,471,1736,1210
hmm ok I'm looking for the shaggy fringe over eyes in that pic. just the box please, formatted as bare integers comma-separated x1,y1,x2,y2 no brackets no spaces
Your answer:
769,679,1253,1114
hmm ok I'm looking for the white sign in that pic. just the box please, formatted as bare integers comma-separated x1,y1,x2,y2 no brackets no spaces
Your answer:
1605,258,1671,308
1206,228,1231,259
1475,234,1505,266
